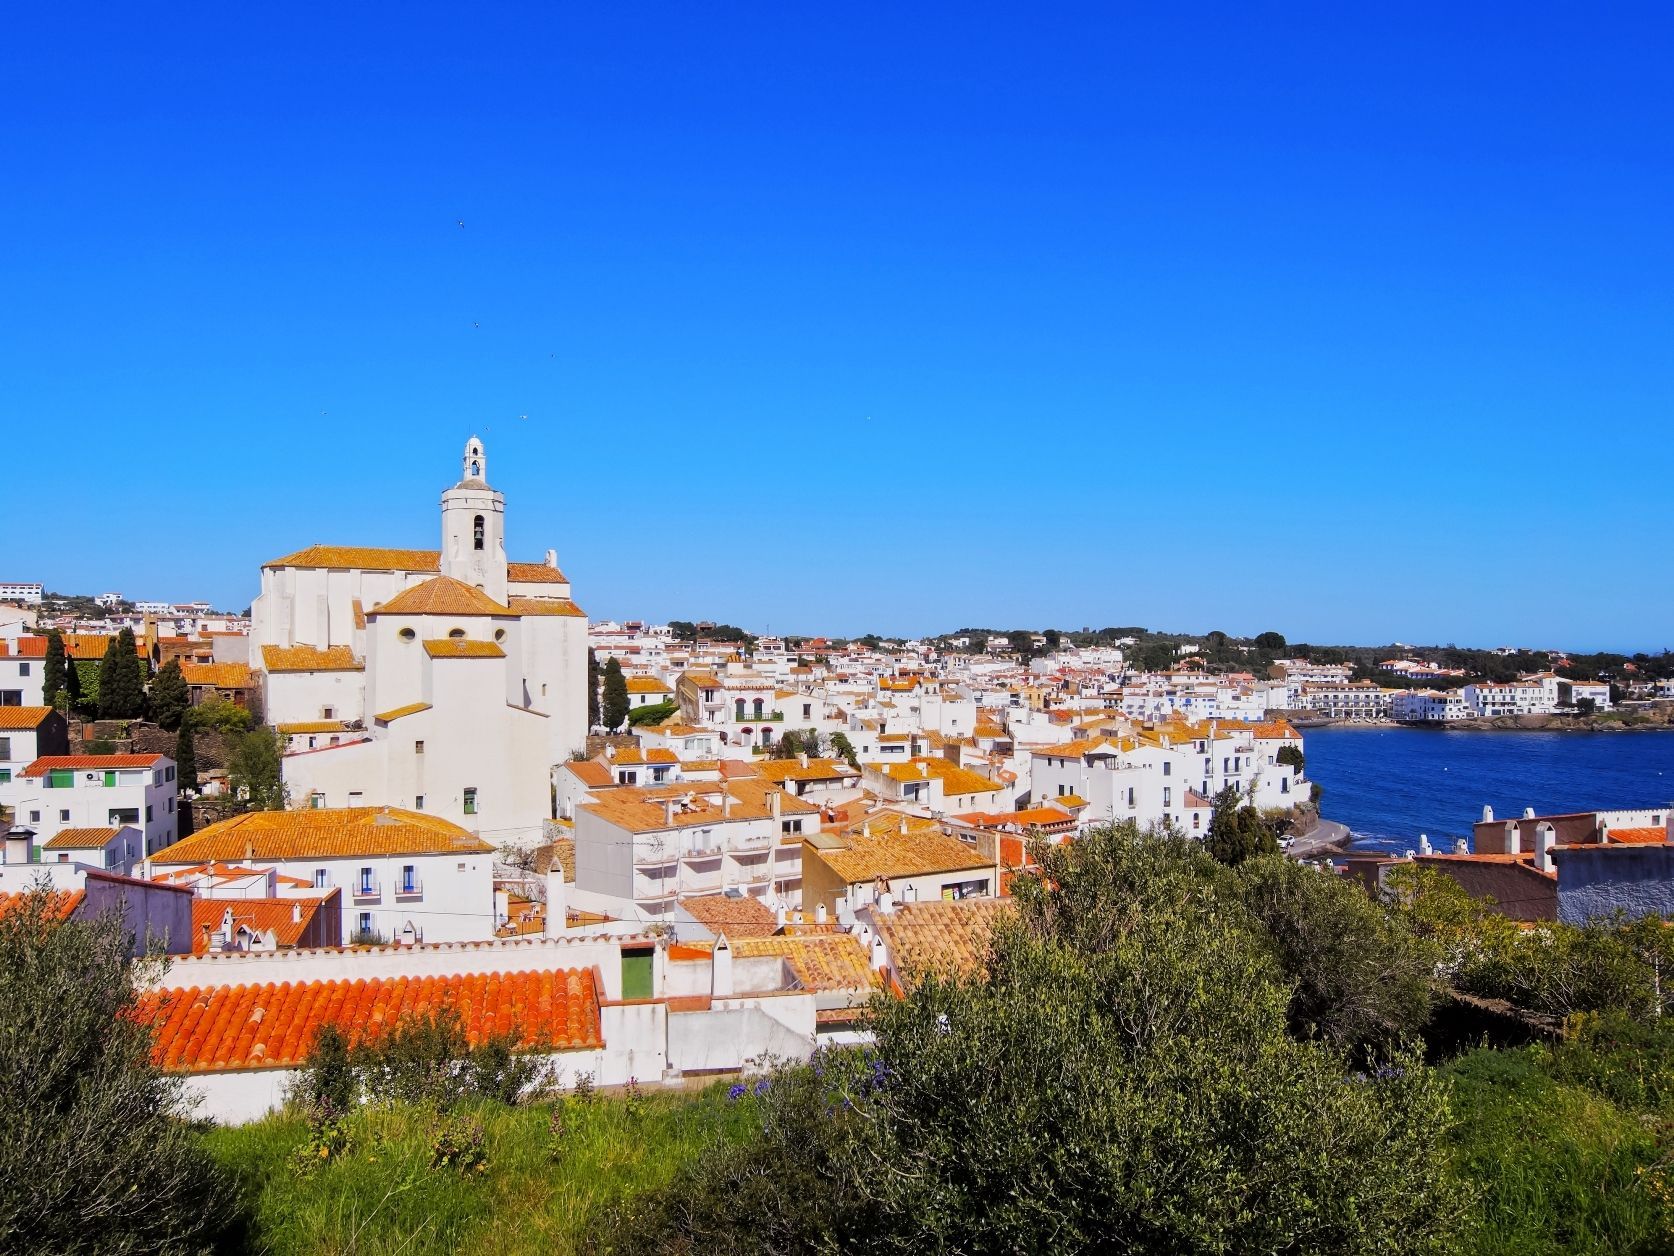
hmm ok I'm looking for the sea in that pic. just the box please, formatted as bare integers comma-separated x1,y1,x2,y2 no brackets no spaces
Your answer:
1303,727,1674,855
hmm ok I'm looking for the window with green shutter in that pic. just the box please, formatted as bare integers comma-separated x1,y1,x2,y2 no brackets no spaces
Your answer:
104,771,117,788
47,770,73,789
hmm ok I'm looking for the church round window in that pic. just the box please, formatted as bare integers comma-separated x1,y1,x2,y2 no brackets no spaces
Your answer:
494,629,507,642
399,628,415,642
449,628,466,639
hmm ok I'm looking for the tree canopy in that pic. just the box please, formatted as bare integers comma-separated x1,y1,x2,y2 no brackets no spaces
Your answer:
96,627,146,720
600,658,629,732
149,657,190,732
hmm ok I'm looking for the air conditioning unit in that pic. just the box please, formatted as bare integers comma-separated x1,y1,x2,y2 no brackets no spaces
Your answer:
84,773,99,781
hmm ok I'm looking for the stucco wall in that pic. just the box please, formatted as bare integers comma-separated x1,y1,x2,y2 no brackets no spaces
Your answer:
1556,845,1674,925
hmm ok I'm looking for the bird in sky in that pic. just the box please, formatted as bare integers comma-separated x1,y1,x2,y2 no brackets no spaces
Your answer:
456,219,465,228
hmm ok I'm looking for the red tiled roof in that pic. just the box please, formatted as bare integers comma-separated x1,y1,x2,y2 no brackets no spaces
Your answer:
0,889,85,920
22,754,162,776
1606,827,1671,846
0,706,55,730
189,897,332,954
139,968,603,1072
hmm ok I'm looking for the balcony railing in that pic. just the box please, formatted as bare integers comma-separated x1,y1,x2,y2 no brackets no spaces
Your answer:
353,880,381,900
731,710,783,723
395,878,423,898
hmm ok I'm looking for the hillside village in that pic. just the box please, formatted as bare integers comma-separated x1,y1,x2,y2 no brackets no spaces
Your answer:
2,436,1673,1130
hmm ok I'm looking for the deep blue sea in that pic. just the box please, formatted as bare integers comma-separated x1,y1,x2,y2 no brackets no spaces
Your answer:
1304,727,1674,855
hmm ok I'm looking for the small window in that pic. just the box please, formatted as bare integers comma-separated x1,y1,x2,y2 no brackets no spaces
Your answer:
146,804,153,822
414,740,425,755
314,868,328,888
59,810,70,822
448,628,466,640
415,794,425,810
359,867,375,893
494,629,507,642
18,663,28,676
399,627,416,642
322,707,334,720
463,787,478,815
473,514,485,551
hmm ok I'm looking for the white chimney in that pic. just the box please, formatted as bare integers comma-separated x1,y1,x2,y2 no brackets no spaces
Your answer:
815,902,828,924
544,548,558,569
871,938,888,970
664,799,675,826
774,905,787,926
711,934,734,997
1482,805,1494,822
771,789,782,820
1418,833,1431,856
877,891,896,915
292,902,302,924
1523,806,1536,820
798,752,809,769
1535,826,1556,874
545,868,567,937
723,791,735,817
1454,838,1468,855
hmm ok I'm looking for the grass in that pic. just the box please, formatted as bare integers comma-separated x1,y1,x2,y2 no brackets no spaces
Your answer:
1446,1046,1674,1255
206,1084,756,1255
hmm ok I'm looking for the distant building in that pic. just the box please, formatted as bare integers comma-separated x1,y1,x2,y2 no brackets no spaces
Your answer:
0,583,43,606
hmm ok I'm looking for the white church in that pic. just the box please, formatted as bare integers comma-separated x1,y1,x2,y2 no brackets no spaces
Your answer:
249,437,588,845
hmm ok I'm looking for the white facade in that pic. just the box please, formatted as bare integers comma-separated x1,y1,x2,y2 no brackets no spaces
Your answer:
249,438,589,841
0,755,179,856
0,583,43,605
0,651,44,707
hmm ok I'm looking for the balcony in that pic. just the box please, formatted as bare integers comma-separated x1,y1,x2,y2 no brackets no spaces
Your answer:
731,710,783,723
352,880,381,901
395,878,423,899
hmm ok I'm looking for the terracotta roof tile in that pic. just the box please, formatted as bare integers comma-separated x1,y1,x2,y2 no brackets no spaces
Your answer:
190,896,332,953
260,644,362,673
371,576,512,618
152,807,492,863
422,638,506,659
507,561,568,584
508,597,586,617
139,968,601,1072
23,755,163,776
874,899,1012,988
678,894,779,938
808,824,992,884
264,545,440,572
42,826,121,850
181,662,254,688
0,706,54,730
374,702,432,723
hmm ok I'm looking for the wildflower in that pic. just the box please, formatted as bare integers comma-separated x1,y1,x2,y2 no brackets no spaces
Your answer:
728,1083,748,1101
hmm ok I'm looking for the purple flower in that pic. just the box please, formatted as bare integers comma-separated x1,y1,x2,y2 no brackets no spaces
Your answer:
728,1083,748,1101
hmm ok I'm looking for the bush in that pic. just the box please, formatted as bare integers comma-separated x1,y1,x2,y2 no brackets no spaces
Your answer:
603,824,1467,1254
627,700,679,727
0,881,233,1253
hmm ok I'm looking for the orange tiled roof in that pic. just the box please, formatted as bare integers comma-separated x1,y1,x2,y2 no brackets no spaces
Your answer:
873,898,1012,988
1607,827,1671,846
609,746,678,766
581,781,816,834
152,807,493,863
508,597,586,617
625,676,673,694
809,825,992,884
756,758,860,784
264,545,440,572
0,706,54,730
140,968,602,1072
181,662,254,688
507,561,568,583
564,760,614,788
277,721,349,735
22,754,162,776
423,638,506,659
0,889,85,920
678,893,779,938
374,702,432,723
676,934,878,991
372,576,512,618
43,826,121,850
880,758,1003,796
190,896,332,953
260,644,362,673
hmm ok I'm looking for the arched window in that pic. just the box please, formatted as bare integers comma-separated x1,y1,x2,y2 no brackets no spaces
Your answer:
473,515,485,551
449,628,466,640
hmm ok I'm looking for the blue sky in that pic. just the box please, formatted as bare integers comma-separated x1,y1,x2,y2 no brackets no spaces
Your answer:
4,4,1671,650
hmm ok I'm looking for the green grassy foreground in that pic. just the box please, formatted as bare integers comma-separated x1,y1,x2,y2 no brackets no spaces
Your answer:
204,1051,1674,1256
206,1085,756,1255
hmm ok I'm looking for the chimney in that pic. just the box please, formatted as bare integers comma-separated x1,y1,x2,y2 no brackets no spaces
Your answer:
1523,806,1536,820
1453,838,1468,855
292,902,301,924
871,938,888,970
877,891,896,915
1417,833,1431,856
711,934,734,997
815,902,828,924
663,799,675,826
770,789,782,820
545,868,566,936
1482,804,1494,823
544,548,558,569
1535,826,1556,874
723,791,734,817
798,752,808,769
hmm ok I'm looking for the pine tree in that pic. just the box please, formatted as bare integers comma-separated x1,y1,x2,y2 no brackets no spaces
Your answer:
588,649,601,729
64,654,86,715
97,628,145,720
149,658,189,732
174,719,198,795
601,657,629,732
41,631,67,711
830,731,860,770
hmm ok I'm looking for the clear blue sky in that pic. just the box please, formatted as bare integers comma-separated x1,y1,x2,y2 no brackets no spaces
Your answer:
4,4,1671,651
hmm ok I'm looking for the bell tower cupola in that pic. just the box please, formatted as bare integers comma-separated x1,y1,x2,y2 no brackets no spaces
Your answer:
440,434,508,602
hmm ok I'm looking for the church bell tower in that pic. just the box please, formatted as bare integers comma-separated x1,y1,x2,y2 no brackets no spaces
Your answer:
440,435,508,603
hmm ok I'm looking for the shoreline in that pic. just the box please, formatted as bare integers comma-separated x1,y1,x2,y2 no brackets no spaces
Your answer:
1287,716,1674,735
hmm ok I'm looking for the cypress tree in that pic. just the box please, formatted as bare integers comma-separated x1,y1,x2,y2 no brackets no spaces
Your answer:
41,631,67,711
601,657,629,732
64,654,85,715
174,718,198,795
97,629,145,720
588,649,601,729
149,658,189,732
